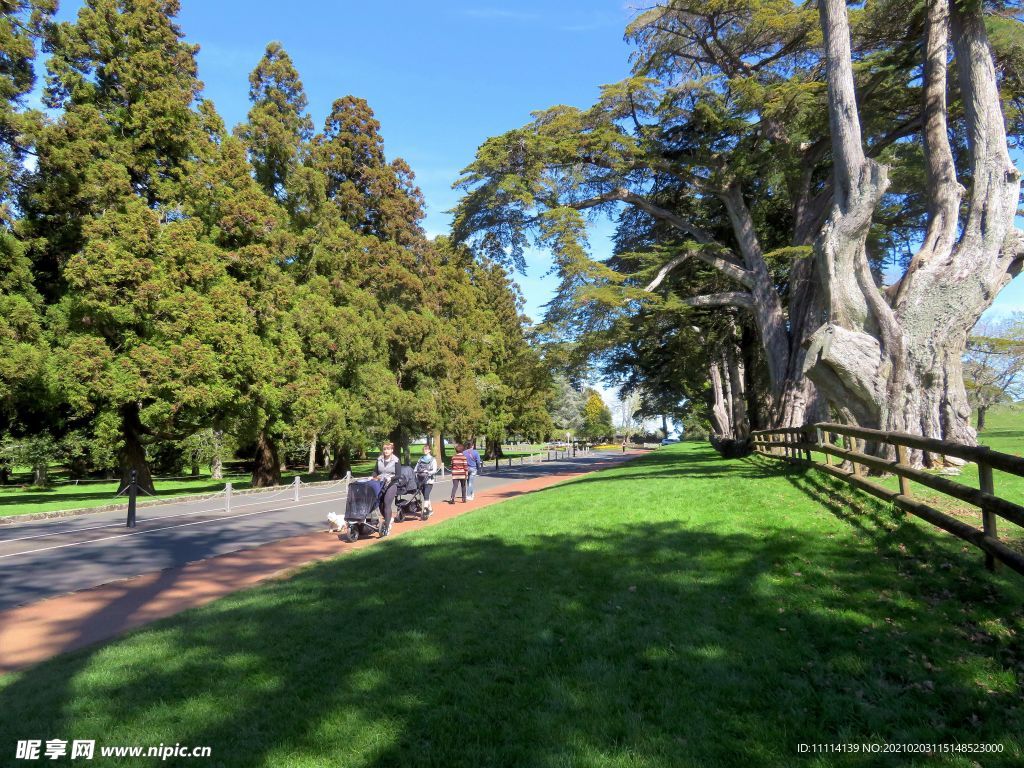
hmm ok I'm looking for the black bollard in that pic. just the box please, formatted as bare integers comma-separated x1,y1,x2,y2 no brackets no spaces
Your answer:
126,469,138,528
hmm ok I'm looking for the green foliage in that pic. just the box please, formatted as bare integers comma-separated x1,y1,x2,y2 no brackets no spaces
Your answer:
237,42,313,200
0,0,557,490
0,433,58,486
580,389,614,441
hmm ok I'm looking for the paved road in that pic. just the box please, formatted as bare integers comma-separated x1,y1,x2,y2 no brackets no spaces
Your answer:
0,452,627,611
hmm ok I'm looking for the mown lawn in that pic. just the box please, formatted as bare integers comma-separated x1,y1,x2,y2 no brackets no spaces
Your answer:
1,443,1022,766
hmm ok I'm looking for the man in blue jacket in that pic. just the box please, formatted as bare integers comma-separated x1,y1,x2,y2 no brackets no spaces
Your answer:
466,440,482,501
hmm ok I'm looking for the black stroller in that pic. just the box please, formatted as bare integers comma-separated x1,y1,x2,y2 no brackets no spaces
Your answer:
395,464,431,522
342,479,385,542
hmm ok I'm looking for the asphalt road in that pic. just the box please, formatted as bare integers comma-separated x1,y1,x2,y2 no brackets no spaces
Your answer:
0,451,628,611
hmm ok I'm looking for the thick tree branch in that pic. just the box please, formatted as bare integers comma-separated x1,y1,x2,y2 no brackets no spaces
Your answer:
950,0,1021,265
644,253,688,291
819,0,867,212
894,0,962,310
681,292,755,309
568,188,755,287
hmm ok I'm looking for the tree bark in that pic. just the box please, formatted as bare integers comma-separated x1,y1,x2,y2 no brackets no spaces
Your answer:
709,359,732,438
211,429,224,480
329,443,351,479
726,345,749,441
118,403,155,494
252,429,281,487
977,406,987,431
803,0,1022,465
307,435,317,475
485,434,505,459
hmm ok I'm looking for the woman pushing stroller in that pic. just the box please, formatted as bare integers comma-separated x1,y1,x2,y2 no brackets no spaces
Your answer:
373,441,401,537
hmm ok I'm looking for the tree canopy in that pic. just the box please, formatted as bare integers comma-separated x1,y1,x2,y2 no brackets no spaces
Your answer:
0,2,555,489
453,0,1024,461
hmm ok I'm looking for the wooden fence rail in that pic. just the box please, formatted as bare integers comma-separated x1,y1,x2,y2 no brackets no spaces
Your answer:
751,422,1024,576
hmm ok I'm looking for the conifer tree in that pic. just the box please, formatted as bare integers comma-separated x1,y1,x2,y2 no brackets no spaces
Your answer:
237,42,313,202
0,1,52,445
26,0,215,491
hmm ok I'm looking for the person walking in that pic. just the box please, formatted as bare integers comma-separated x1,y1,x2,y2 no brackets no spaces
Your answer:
373,441,401,536
415,443,439,515
466,440,482,501
448,443,468,503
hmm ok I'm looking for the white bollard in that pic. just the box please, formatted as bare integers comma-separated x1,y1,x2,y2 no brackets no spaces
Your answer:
225,482,232,513
293,476,300,502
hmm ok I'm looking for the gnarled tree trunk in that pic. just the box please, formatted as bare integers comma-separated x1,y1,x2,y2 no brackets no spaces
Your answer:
252,429,281,487
329,443,351,479
803,0,1023,465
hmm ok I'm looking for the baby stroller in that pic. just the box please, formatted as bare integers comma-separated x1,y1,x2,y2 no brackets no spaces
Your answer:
341,479,384,542
394,464,430,522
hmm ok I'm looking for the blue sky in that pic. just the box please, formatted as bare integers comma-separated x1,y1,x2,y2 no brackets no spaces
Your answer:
45,1,1024,341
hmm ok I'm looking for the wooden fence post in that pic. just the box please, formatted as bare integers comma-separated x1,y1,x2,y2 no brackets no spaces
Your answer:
895,445,911,497
843,434,859,476
978,462,998,572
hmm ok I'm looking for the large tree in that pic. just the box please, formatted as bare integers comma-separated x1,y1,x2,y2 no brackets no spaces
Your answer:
454,0,1024,460
23,0,214,492
805,0,1023,462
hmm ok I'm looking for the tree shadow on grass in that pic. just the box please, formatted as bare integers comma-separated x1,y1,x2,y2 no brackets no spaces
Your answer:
1,514,1022,767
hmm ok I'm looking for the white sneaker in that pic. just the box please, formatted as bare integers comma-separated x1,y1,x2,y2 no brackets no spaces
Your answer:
468,494,475,501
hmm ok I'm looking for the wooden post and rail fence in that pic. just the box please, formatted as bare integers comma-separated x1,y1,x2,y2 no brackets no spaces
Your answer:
751,423,1024,576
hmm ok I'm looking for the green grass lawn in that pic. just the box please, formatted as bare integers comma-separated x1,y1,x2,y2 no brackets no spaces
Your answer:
2,443,1022,766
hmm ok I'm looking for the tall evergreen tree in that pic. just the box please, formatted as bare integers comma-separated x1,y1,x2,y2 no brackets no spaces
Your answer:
236,42,312,202
0,1,52,447
25,0,214,491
